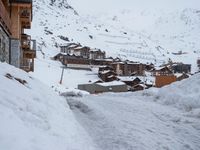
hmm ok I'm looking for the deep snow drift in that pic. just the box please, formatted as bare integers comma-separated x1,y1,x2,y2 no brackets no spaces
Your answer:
0,62,97,150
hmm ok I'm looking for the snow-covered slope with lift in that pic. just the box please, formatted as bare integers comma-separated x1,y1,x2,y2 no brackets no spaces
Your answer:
28,0,200,72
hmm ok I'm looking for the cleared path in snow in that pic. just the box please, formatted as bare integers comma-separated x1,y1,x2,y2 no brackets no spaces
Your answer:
67,93,200,150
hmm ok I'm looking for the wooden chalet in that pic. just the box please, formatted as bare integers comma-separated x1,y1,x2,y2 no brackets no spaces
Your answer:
98,70,117,82
171,63,191,73
61,54,90,65
98,66,114,73
111,61,145,76
155,75,176,87
176,73,189,81
60,43,81,54
98,66,117,82
91,58,113,66
89,49,105,60
0,0,36,72
131,84,147,92
118,76,142,87
151,66,173,76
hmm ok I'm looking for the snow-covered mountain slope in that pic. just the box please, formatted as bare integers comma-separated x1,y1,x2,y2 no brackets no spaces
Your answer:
0,62,97,150
28,0,200,72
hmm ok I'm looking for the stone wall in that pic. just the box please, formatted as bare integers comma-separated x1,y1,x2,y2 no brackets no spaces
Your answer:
10,38,21,68
0,26,9,63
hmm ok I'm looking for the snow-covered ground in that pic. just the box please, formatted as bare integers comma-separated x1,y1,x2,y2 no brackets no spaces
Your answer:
30,49,99,93
0,62,97,150
66,73,200,150
1,61,200,149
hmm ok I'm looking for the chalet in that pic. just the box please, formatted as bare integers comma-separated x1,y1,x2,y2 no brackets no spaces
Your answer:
0,0,36,72
53,53,63,61
60,43,81,54
145,63,154,71
171,63,191,73
91,58,113,66
89,49,105,60
111,61,145,76
131,84,147,92
78,81,128,94
176,73,189,81
151,66,173,76
98,66,114,73
118,76,142,87
155,75,176,87
98,70,117,82
61,54,90,66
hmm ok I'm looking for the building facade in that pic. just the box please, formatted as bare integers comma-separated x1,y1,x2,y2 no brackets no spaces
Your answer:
0,0,36,72
0,0,11,63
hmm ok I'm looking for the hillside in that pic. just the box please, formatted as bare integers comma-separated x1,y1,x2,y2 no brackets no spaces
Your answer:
28,0,200,72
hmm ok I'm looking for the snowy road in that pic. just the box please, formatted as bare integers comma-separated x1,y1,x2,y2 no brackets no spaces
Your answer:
67,93,200,150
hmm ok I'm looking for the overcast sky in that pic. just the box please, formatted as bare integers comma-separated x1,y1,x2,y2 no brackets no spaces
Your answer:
69,0,200,14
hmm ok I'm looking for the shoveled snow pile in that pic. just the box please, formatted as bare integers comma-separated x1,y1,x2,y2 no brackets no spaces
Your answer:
140,73,200,117
155,73,200,115
0,62,97,150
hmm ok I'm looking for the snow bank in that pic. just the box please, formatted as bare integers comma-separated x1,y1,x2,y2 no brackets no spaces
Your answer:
141,74,200,117
0,63,97,150
155,74,200,112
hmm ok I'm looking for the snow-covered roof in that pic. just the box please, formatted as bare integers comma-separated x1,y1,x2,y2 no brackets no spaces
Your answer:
134,84,147,88
100,70,115,74
118,76,139,81
74,46,84,50
96,81,126,87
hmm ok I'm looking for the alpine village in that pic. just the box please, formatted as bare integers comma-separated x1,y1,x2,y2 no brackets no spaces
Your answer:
0,0,200,94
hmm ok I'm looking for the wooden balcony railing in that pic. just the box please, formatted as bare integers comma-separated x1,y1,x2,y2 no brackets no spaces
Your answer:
23,50,36,59
20,8,31,29
20,58,34,72
21,33,31,49
20,8,31,19
0,0,11,34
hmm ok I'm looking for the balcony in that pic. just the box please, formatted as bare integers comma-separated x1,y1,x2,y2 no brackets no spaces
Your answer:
23,50,36,59
20,8,32,29
21,34,36,59
20,58,34,72
21,33,31,49
0,0,11,34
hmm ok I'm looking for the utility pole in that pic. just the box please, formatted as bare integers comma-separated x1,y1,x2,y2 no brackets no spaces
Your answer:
59,66,65,84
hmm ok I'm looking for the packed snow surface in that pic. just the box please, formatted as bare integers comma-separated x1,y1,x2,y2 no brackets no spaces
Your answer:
66,73,200,150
